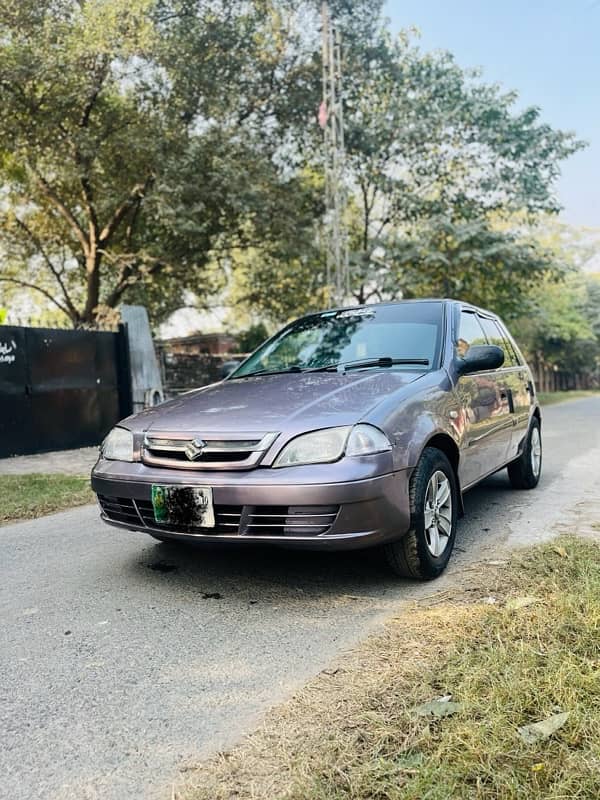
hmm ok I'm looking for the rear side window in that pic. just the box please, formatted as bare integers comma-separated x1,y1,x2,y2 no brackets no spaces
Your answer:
478,317,518,367
457,311,487,357
496,320,522,366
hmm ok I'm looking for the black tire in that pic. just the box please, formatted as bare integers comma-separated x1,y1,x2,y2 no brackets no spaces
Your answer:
383,447,459,580
507,417,542,490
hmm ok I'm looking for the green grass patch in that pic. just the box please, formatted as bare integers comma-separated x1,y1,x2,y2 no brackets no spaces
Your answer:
537,390,599,406
0,473,94,524
178,536,600,800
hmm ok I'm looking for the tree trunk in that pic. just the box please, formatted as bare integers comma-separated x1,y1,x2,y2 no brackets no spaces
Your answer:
83,248,101,325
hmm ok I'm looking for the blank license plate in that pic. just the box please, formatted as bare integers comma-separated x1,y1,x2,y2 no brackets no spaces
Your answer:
151,485,215,528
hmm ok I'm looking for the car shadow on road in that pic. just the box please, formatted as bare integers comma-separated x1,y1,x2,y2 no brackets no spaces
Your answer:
118,470,531,604
128,536,399,602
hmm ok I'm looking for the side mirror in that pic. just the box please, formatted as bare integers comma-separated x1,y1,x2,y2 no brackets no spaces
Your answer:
456,345,504,375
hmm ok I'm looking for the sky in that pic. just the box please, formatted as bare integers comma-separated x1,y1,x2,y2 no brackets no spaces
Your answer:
384,0,600,229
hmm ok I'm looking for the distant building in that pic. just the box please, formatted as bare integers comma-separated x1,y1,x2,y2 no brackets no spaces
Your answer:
159,332,238,356
156,332,242,397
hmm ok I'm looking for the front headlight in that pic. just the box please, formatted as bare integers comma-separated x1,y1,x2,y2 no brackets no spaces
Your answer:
273,424,391,468
273,426,350,468
101,427,134,462
345,424,392,456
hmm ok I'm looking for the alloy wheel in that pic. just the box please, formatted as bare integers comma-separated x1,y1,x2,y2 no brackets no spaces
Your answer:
423,470,453,557
531,426,542,477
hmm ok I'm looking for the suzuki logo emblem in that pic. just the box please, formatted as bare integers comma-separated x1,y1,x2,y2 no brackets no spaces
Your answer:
184,437,207,461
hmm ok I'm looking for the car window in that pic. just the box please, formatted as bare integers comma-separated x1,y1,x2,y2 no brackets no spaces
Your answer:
457,311,487,357
495,321,522,366
478,317,518,367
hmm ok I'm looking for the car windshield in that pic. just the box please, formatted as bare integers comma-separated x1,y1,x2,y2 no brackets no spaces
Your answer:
230,302,444,379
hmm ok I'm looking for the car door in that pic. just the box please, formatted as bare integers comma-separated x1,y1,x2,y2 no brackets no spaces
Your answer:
494,319,533,459
454,310,514,489
477,315,522,465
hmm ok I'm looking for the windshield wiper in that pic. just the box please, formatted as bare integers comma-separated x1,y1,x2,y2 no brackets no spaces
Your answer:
304,357,430,373
232,357,429,379
229,366,303,379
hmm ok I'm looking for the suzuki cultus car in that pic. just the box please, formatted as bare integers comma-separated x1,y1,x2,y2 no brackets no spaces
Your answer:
92,300,541,579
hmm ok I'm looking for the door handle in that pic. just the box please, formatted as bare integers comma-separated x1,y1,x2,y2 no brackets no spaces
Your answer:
500,389,515,413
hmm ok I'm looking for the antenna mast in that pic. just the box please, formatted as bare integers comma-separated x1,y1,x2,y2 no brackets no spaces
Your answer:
320,0,349,306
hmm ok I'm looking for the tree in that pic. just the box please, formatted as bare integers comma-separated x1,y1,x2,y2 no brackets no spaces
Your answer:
223,164,329,326
0,3,586,331
237,322,270,353
340,30,584,305
0,0,327,327
509,220,600,373
383,217,560,318
512,273,597,371
224,23,584,323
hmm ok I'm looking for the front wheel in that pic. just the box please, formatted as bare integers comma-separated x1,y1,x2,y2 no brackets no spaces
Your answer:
383,447,458,580
507,417,542,490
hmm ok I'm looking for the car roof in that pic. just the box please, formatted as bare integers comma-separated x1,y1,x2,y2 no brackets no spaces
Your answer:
310,298,499,320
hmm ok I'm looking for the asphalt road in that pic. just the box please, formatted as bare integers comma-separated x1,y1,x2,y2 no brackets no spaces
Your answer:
1,396,599,800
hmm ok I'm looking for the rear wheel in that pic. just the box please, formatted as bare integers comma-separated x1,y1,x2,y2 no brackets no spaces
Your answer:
507,417,542,489
384,447,458,580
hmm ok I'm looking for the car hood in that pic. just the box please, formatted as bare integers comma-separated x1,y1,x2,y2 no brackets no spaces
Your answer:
127,370,425,434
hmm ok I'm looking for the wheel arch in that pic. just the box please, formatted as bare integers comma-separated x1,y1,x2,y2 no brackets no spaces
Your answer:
421,432,464,517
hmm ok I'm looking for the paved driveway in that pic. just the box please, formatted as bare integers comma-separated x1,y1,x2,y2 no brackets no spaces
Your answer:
1,397,599,800
0,447,98,476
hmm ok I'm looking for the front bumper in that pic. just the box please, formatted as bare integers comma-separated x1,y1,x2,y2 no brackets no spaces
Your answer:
91,457,411,551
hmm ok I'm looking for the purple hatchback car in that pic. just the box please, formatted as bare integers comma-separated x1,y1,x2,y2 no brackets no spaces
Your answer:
92,300,542,579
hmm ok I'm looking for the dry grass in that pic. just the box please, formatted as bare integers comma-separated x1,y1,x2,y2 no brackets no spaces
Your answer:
177,537,600,800
0,473,94,524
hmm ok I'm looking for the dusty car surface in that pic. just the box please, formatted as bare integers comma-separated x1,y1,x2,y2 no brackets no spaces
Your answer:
92,299,542,579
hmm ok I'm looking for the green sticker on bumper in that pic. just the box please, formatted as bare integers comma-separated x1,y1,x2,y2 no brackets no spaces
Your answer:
151,485,168,523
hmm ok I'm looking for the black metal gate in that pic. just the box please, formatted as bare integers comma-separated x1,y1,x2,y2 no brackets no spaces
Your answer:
0,325,133,458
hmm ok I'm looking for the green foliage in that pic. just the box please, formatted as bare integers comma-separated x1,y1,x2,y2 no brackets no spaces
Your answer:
228,246,329,327
386,217,559,318
507,221,600,372
237,323,270,354
0,0,326,327
223,21,585,323
338,28,584,305
0,307,6,324
512,272,599,372
0,0,589,359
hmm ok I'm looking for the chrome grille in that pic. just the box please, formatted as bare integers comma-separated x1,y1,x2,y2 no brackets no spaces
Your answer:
243,506,340,536
136,499,242,534
97,495,141,526
98,494,339,537
142,431,279,470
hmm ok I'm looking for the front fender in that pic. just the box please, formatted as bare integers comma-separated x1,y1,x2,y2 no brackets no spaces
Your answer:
368,371,462,471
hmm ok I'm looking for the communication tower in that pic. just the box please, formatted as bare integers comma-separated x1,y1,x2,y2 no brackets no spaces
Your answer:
320,1,349,305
